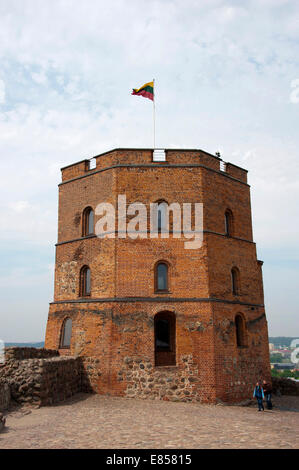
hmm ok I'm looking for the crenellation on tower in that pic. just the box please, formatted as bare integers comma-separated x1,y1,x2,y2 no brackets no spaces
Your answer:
60,148,247,185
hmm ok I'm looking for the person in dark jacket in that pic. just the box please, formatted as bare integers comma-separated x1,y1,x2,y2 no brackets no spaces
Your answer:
262,379,273,410
253,381,264,411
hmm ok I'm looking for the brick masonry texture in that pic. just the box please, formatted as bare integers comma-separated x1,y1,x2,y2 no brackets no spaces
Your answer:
44,148,271,404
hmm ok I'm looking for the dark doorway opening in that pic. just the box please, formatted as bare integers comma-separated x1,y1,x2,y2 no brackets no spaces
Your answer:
154,311,176,366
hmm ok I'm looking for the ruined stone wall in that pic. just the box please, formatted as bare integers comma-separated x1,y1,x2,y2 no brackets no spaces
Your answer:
272,377,299,396
0,382,10,411
4,347,59,360
0,348,81,406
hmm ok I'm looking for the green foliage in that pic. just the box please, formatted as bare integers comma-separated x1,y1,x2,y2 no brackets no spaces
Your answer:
271,369,299,380
269,337,298,348
270,354,284,363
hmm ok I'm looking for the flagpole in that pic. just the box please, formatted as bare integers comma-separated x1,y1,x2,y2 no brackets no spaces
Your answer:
153,78,155,149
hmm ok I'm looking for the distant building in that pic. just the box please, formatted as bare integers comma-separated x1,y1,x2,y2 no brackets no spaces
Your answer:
273,363,295,370
269,343,274,352
271,349,291,357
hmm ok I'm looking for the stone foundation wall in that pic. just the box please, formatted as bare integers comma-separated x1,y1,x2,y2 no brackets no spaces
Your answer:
0,348,81,406
121,355,201,402
0,345,275,406
77,354,207,402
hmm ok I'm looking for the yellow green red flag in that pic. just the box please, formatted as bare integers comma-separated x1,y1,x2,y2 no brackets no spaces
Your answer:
131,81,154,101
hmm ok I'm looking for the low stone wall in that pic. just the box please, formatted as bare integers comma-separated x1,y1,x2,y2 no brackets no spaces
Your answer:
0,348,81,406
4,347,59,361
40,356,82,405
272,377,299,396
0,382,10,410
0,412,6,432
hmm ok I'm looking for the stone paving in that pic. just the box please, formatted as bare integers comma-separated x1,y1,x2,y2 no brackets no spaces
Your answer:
0,394,298,449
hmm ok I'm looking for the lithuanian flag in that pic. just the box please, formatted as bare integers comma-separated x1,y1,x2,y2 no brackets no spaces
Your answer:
132,81,154,101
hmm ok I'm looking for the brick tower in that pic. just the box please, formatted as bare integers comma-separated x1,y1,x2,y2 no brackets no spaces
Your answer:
45,148,271,403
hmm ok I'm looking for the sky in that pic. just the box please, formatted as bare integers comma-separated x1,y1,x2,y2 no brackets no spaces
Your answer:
0,0,298,341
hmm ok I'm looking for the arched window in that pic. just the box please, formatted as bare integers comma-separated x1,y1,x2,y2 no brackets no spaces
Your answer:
224,209,233,236
80,266,91,296
82,207,94,236
231,267,240,295
152,200,168,233
235,314,247,347
60,318,72,348
157,201,168,233
154,311,176,366
155,262,169,292
158,206,162,232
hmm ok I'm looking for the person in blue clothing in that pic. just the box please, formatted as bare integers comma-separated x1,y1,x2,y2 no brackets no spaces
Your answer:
253,381,264,411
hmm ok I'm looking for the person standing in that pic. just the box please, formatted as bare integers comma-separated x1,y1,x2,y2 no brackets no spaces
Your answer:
253,381,264,411
262,379,273,410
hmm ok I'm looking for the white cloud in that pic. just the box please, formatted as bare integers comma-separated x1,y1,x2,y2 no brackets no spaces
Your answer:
0,79,5,103
31,70,48,85
10,200,31,212
290,78,299,103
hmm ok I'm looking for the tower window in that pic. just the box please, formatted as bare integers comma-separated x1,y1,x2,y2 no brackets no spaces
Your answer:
80,266,91,296
155,262,169,292
231,267,240,295
235,314,247,347
158,208,162,232
152,200,168,233
224,209,233,236
157,201,167,233
60,318,72,348
154,311,176,366
82,207,94,236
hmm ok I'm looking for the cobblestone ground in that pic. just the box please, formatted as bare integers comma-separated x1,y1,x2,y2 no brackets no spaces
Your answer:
0,394,298,449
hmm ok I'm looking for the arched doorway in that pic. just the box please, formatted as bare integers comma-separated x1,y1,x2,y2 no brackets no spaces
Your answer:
235,313,247,347
154,311,176,366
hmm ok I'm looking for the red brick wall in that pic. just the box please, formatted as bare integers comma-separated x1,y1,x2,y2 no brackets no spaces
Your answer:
45,301,217,402
212,303,271,402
